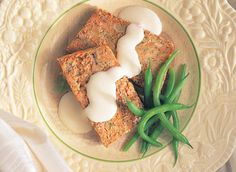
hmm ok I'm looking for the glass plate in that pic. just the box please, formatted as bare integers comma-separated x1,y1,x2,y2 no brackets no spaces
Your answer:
33,0,200,162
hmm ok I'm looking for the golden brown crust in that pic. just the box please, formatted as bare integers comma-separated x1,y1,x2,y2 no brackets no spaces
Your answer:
58,45,143,147
67,9,175,87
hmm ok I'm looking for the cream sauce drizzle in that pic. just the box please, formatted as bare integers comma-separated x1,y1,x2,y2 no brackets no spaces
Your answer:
85,24,144,122
59,6,162,123
58,92,92,133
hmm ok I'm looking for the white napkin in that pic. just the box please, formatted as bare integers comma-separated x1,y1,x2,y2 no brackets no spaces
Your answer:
0,109,73,172
217,148,236,172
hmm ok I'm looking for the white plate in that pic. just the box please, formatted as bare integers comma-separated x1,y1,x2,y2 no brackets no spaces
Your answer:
33,0,200,162
0,0,236,171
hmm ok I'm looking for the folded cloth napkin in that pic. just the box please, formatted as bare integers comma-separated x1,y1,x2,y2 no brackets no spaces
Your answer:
217,148,236,172
0,109,73,172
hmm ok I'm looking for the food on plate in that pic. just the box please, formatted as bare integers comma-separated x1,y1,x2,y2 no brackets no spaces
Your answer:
91,77,142,147
58,45,119,108
66,8,175,87
123,53,192,163
58,45,142,146
56,5,193,164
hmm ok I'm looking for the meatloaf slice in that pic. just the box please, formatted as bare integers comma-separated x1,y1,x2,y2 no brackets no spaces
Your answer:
57,45,143,146
58,45,119,108
67,9,175,87
91,77,142,146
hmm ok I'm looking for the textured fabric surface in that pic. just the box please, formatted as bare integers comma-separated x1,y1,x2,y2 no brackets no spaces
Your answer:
0,110,73,172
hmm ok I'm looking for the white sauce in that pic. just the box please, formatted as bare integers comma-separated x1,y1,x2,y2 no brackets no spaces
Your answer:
85,70,118,122
85,24,144,122
119,6,162,35
116,24,144,78
59,6,162,124
58,92,92,133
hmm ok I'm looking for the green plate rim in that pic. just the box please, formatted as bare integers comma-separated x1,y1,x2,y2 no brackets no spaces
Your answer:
32,0,201,163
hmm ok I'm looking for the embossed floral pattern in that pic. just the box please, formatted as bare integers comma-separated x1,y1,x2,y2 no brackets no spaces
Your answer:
180,1,206,23
202,50,223,72
0,0,236,172
179,1,206,39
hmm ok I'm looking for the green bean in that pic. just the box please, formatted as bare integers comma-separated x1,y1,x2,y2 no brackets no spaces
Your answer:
174,64,187,101
142,112,172,155
141,120,158,157
122,132,140,151
142,68,177,155
140,125,149,154
140,120,157,154
144,60,153,108
143,65,188,155
164,68,176,98
141,102,179,154
178,64,187,83
138,103,191,146
142,110,185,157
161,78,187,104
153,50,179,106
171,111,179,166
125,70,179,150
160,70,191,147
122,115,160,151
146,65,187,151
158,113,192,147
141,60,153,152
168,73,189,103
126,99,145,117
171,64,186,165
140,138,148,153
165,73,188,103
123,63,190,154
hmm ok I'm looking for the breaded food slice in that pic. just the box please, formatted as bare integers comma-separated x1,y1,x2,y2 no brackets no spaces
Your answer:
58,45,119,108
91,77,142,146
57,45,143,146
67,9,175,86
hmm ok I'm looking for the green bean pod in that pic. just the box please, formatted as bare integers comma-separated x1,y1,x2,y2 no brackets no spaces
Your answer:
164,68,176,98
174,64,187,101
122,133,140,152
144,60,153,108
126,99,145,117
123,63,190,155
153,50,179,106
178,64,187,83
143,64,188,156
142,68,177,155
122,115,160,151
171,111,179,165
138,103,191,146
158,113,192,147
141,60,153,152
142,112,172,155
171,64,186,165
168,73,189,103
140,138,148,153
141,121,157,155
